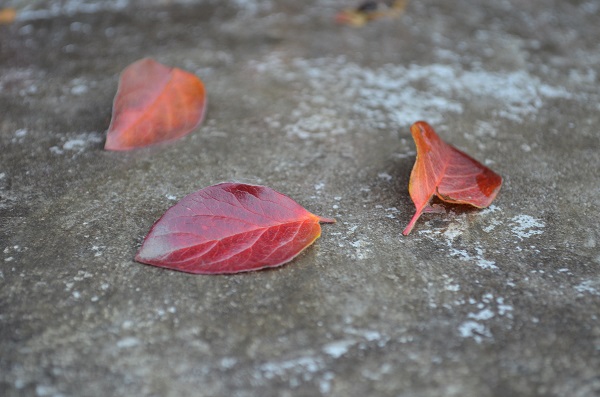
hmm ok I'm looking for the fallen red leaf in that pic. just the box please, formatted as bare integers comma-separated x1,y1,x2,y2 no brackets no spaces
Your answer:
403,121,502,235
135,183,335,274
104,58,206,151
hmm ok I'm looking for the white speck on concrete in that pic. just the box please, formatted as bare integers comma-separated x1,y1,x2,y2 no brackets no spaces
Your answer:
482,218,503,233
480,205,503,232
458,321,492,343
468,308,495,321
91,245,105,257
378,172,392,182
419,214,499,270
231,0,273,16
259,356,324,379
584,235,596,248
575,280,599,296
51,132,103,154
319,372,335,394
322,339,356,358
35,385,60,397
74,271,93,281
343,327,388,346
14,378,26,389
63,139,86,150
474,251,498,270
510,215,545,240
393,151,416,159
220,357,237,369
71,84,88,95
345,236,372,260
362,363,393,381
443,224,463,241
349,240,362,248
18,23,34,35
448,247,498,270
480,205,501,215
17,0,131,21
497,301,514,317
362,330,383,342
70,21,91,33
117,337,140,348
251,55,574,135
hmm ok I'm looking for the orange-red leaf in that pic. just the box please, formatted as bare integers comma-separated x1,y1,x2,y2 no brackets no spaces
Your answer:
135,183,335,274
0,8,17,25
403,121,502,235
104,58,206,151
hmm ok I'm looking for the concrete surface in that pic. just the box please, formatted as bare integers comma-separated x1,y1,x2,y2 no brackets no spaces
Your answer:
1,0,599,396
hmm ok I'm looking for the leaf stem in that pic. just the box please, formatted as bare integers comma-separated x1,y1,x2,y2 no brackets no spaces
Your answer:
402,210,422,235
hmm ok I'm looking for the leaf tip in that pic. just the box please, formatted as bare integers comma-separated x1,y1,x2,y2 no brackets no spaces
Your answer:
103,134,123,151
410,120,427,132
134,245,149,264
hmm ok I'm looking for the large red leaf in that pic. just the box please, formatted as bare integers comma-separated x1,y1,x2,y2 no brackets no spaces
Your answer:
135,183,335,274
403,121,502,235
104,58,206,151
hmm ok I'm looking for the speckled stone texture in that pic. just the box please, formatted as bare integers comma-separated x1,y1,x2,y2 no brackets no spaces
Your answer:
1,1,599,396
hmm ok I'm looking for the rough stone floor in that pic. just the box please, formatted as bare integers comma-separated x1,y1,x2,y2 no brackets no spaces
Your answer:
1,1,599,396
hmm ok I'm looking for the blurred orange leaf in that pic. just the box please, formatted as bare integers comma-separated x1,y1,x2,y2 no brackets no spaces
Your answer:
0,8,17,24
105,58,207,151
335,0,408,27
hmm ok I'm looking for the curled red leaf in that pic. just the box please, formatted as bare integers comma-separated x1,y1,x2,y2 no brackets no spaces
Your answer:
403,121,502,235
135,183,335,274
104,58,206,151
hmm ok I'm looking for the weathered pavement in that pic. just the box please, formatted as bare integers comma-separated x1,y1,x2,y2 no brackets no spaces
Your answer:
1,1,599,396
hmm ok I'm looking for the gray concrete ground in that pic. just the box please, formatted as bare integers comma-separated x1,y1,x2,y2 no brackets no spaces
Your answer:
1,0,599,396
